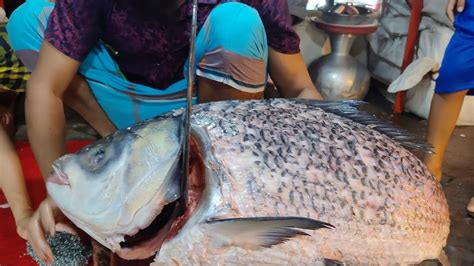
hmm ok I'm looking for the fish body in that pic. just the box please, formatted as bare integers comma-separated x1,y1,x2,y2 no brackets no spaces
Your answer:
46,99,450,265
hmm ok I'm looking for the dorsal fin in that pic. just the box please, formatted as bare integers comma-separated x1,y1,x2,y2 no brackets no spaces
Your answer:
294,99,432,152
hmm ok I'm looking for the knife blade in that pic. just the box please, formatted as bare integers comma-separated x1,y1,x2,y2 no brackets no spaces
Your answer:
180,0,198,216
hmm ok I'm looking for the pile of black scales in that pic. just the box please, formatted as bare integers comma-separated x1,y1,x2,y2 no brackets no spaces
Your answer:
26,232,92,265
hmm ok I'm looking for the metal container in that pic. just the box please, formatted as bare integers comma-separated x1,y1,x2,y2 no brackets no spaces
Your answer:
308,2,380,100
308,33,370,100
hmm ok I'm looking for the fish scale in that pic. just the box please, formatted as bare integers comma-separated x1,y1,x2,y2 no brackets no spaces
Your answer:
154,99,449,264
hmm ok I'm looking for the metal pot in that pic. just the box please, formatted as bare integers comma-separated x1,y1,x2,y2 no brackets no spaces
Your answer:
307,3,380,100
308,33,370,100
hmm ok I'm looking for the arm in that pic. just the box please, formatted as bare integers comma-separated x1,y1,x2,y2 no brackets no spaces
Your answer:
0,128,33,238
446,0,465,22
248,0,322,99
22,40,81,264
26,0,103,178
26,40,80,178
20,0,104,263
268,47,323,99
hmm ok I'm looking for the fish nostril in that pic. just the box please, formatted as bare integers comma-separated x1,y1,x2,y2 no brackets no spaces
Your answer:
48,165,71,186
59,170,69,181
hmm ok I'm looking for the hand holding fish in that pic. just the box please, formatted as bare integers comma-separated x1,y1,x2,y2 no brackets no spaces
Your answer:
447,0,465,22
23,197,77,265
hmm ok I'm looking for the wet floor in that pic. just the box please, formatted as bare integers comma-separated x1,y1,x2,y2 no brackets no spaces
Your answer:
12,87,474,264
442,126,474,265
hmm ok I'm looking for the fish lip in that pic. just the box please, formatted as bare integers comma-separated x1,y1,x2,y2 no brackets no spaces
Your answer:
47,165,71,187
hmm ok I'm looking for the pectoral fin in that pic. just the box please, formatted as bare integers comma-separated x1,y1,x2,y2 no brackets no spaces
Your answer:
204,216,334,249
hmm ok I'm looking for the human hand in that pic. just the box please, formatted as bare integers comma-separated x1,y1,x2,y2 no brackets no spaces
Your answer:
447,0,465,22
22,197,77,265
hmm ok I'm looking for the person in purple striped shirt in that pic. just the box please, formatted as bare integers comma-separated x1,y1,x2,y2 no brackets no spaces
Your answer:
7,0,322,263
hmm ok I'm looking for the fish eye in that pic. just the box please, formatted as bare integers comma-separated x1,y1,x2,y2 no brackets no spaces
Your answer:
90,149,106,168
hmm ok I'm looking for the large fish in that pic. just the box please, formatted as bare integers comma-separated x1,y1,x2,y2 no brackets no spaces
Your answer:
46,99,450,264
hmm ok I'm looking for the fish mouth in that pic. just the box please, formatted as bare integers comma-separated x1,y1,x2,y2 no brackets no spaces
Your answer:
115,199,181,260
120,200,179,248
47,165,71,186
115,136,205,260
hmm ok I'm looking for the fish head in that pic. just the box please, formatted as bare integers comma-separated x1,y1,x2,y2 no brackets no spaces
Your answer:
46,116,184,259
